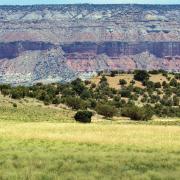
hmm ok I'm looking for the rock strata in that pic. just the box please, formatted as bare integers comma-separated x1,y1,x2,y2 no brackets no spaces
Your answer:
0,4,179,84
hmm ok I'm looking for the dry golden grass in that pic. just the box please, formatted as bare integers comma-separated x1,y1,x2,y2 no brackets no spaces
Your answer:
0,122,180,151
91,73,177,89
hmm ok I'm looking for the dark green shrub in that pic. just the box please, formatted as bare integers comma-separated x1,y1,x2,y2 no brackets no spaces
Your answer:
74,110,93,123
175,73,180,80
96,104,117,118
110,71,117,77
121,105,153,121
84,80,91,85
173,96,179,106
80,89,91,99
88,99,97,108
90,83,96,89
154,82,161,89
119,79,127,85
169,78,178,87
13,103,17,108
120,89,131,98
52,97,61,105
71,78,86,95
134,70,150,82
65,97,87,110
130,80,135,85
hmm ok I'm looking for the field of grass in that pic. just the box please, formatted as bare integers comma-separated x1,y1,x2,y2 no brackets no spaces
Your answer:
0,94,180,179
0,122,180,179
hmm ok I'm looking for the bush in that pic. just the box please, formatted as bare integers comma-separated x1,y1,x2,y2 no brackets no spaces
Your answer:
65,97,87,110
52,97,61,105
169,78,178,87
120,89,131,98
90,83,96,89
110,71,118,77
154,82,161,89
74,111,93,123
121,105,153,121
13,103,17,108
96,104,117,118
134,70,150,82
175,73,180,80
119,79,127,86
71,78,86,95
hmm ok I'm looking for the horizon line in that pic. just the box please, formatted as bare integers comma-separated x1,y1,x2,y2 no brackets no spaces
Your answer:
0,3,180,6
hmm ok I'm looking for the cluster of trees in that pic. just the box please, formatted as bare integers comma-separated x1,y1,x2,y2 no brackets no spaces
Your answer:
0,70,179,123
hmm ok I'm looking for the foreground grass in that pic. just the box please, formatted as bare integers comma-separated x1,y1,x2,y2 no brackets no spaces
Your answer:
0,122,180,180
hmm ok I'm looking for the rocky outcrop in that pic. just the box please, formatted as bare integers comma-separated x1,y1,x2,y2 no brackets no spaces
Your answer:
0,47,77,85
0,4,179,84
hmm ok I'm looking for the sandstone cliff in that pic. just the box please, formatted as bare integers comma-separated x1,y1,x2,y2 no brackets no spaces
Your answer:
0,4,179,84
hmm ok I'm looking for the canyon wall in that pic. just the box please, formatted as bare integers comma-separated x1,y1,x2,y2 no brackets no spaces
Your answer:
0,4,179,84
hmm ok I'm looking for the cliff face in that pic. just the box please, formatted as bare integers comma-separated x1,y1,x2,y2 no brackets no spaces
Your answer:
0,4,179,84
62,42,180,58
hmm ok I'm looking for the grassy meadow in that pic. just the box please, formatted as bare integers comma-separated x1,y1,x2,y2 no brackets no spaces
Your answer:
0,94,180,179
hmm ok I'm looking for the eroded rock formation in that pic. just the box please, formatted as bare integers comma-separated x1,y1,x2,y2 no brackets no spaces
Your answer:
0,4,179,84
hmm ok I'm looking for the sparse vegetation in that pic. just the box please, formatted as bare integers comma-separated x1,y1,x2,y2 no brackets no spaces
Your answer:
0,70,179,120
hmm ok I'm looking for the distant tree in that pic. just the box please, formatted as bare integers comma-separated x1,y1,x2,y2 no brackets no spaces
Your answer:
52,97,61,105
13,103,17,108
120,89,131,98
11,88,26,99
130,80,135,85
154,82,161,89
121,105,153,121
100,75,107,83
133,87,143,95
149,70,159,74
173,96,179,106
134,70,150,82
162,81,167,88
71,78,86,95
80,89,91,100
110,71,117,77
84,80,91,85
169,78,178,87
175,73,180,80
119,79,127,86
65,97,87,110
90,83,96,89
96,104,117,118
143,81,154,89
88,98,97,109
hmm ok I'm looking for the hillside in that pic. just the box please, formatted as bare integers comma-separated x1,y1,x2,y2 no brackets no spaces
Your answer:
0,70,179,122
91,73,177,89
0,4,179,84
0,94,74,122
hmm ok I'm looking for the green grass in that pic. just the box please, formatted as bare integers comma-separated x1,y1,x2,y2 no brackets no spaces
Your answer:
0,122,180,180
0,95,180,179
0,96,74,122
